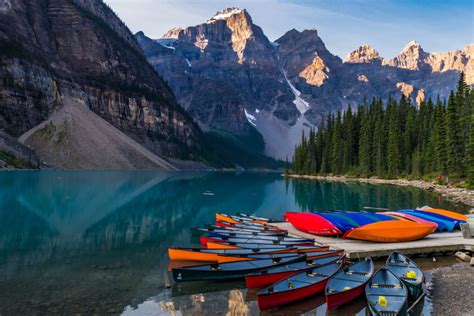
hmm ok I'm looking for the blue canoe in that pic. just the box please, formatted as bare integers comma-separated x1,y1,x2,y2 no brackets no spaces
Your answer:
397,209,455,232
412,209,464,229
311,212,356,233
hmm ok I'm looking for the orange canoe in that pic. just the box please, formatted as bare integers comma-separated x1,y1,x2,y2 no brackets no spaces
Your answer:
343,220,435,242
419,207,468,221
216,213,270,225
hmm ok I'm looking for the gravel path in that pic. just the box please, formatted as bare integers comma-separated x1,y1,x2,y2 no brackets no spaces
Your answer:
430,263,474,316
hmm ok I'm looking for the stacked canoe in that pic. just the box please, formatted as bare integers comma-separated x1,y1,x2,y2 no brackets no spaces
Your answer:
286,207,466,242
168,212,428,313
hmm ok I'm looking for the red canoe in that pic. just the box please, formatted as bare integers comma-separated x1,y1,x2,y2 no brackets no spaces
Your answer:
257,261,343,310
285,211,342,236
245,254,345,288
325,257,374,310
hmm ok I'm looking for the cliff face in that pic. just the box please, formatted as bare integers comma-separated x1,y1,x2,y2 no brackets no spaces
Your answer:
0,0,202,169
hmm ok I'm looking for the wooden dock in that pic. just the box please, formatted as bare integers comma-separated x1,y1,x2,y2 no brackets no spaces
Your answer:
275,222,474,259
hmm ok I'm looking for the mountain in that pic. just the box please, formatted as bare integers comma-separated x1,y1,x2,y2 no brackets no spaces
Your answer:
137,8,473,159
0,0,205,169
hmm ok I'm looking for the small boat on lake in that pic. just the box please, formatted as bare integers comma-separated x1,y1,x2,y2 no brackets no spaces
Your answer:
285,211,342,236
343,220,435,242
325,257,374,310
256,261,343,310
386,252,424,301
172,254,305,282
365,267,408,316
200,236,314,248
246,254,345,288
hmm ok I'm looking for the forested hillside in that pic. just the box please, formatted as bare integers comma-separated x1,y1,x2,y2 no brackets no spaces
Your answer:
291,73,474,186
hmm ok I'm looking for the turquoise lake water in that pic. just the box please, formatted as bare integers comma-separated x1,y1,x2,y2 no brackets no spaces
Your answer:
0,171,466,315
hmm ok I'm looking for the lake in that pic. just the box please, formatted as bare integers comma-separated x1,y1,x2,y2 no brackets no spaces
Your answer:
0,171,466,315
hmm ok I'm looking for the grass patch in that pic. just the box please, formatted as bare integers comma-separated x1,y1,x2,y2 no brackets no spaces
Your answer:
0,151,34,169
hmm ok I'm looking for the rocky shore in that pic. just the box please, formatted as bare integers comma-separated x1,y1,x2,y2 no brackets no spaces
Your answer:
285,174,474,208
429,262,474,316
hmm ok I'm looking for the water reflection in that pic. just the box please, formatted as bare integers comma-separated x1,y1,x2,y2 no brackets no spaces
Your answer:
0,171,465,314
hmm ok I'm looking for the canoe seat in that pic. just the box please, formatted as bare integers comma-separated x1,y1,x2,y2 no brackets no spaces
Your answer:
371,284,402,289
346,271,371,276
379,311,398,316
307,272,328,278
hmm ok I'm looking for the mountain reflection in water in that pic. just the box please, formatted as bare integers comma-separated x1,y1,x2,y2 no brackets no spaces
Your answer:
0,171,464,314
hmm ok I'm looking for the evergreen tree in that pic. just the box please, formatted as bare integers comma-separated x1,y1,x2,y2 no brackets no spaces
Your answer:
446,91,464,178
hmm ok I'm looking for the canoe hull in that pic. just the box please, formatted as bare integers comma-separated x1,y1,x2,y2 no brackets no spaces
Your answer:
343,220,434,242
173,256,303,282
257,279,327,310
285,212,342,236
326,285,365,310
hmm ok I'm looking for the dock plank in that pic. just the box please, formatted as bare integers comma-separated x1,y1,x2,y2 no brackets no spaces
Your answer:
275,222,474,259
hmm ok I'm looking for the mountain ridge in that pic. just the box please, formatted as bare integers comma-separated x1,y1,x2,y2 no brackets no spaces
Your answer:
137,7,473,159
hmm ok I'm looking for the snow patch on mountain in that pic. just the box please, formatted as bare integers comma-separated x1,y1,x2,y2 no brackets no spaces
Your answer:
185,59,192,67
155,38,176,50
244,109,257,126
282,69,310,114
208,8,243,23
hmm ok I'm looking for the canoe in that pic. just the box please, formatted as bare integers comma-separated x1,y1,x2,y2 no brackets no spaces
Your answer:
381,211,439,231
312,212,358,233
343,220,435,242
206,241,295,250
246,254,345,288
285,211,342,236
412,209,464,228
207,232,312,243
365,267,408,316
335,212,396,225
215,221,284,232
168,247,298,262
386,252,424,301
397,210,455,232
237,213,273,223
200,236,314,248
216,213,270,225
256,261,343,310
325,257,374,310
172,254,305,282
419,207,468,222
202,226,287,236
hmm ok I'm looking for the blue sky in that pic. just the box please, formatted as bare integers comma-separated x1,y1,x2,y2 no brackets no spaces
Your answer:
105,0,473,58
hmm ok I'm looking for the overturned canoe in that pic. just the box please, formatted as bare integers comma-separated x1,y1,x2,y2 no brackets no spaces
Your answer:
256,261,343,310
216,213,270,225
246,253,345,288
381,211,439,231
419,207,468,222
237,213,273,223
215,221,285,232
365,267,408,316
172,254,305,282
343,220,435,242
325,257,374,310
386,252,424,301
285,211,342,236
169,247,294,262
397,210,455,232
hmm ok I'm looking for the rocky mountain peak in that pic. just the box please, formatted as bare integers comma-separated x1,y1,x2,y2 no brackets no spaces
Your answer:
345,44,382,63
162,26,182,38
383,40,429,70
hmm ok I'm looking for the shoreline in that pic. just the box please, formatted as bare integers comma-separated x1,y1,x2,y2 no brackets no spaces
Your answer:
285,174,474,208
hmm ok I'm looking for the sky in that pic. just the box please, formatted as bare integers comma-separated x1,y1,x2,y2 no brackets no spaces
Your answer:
105,0,474,58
